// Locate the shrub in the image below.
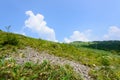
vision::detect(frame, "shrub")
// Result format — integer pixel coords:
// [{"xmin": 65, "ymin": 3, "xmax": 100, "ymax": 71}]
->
[
  {"xmin": 2, "ymin": 33, "xmax": 19, "ymax": 46},
  {"xmin": 101, "ymin": 56, "xmax": 110, "ymax": 66},
  {"xmin": 2, "ymin": 26, "xmax": 19, "ymax": 46}
]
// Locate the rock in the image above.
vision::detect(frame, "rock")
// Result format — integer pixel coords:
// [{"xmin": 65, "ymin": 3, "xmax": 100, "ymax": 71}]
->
[{"xmin": 14, "ymin": 47, "xmax": 91, "ymax": 80}]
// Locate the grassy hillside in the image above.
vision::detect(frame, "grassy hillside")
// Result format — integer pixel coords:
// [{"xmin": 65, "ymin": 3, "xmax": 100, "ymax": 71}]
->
[
  {"xmin": 71, "ymin": 41, "xmax": 120, "ymax": 54},
  {"xmin": 0, "ymin": 30, "xmax": 120, "ymax": 80}
]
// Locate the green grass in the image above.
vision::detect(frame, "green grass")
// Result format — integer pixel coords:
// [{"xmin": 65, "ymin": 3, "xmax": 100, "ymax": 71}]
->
[
  {"xmin": 0, "ymin": 58, "xmax": 82, "ymax": 80},
  {"xmin": 0, "ymin": 30, "xmax": 120, "ymax": 80},
  {"xmin": 71, "ymin": 41, "xmax": 120, "ymax": 55}
]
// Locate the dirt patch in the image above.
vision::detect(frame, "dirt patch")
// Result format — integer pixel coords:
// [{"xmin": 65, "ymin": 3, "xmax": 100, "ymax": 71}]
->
[{"xmin": 13, "ymin": 47, "xmax": 91, "ymax": 80}]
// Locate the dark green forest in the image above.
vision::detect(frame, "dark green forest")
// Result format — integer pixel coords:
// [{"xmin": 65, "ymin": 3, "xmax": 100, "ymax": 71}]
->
[{"xmin": 70, "ymin": 41, "xmax": 120, "ymax": 55}]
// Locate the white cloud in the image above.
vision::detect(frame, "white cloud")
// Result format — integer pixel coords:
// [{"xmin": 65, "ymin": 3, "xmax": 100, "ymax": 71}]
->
[
  {"xmin": 103, "ymin": 26, "xmax": 120, "ymax": 40},
  {"xmin": 18, "ymin": 32, "xmax": 26, "ymax": 36},
  {"xmin": 64, "ymin": 30, "xmax": 91, "ymax": 43},
  {"xmin": 25, "ymin": 10, "xmax": 57, "ymax": 42},
  {"xmin": 14, "ymin": 31, "xmax": 26, "ymax": 36}
]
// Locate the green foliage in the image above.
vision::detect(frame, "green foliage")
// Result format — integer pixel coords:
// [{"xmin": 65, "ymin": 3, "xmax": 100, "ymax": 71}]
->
[
  {"xmin": 0, "ymin": 29, "xmax": 2, "ymax": 31},
  {"xmin": 1, "ymin": 26, "xmax": 19, "ymax": 46},
  {"xmin": 89, "ymin": 66, "xmax": 120, "ymax": 80},
  {"xmin": 101, "ymin": 56, "xmax": 110, "ymax": 66},
  {"xmin": 71, "ymin": 41, "xmax": 120, "ymax": 55},
  {"xmin": 2, "ymin": 33, "xmax": 19, "ymax": 46},
  {"xmin": 0, "ymin": 30, "xmax": 120, "ymax": 80},
  {"xmin": 0, "ymin": 59, "xmax": 82, "ymax": 80}
]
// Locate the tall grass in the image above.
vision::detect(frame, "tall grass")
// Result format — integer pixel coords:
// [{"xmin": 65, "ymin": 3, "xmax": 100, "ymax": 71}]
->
[{"xmin": 0, "ymin": 58, "xmax": 82, "ymax": 80}]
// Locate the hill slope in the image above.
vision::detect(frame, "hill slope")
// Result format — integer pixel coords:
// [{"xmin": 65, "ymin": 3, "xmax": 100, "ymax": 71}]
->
[
  {"xmin": 0, "ymin": 30, "xmax": 120, "ymax": 80},
  {"xmin": 71, "ymin": 41, "xmax": 120, "ymax": 54}
]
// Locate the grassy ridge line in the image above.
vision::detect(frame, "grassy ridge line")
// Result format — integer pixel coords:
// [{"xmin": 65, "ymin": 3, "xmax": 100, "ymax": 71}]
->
[{"xmin": 0, "ymin": 30, "xmax": 120, "ymax": 66}]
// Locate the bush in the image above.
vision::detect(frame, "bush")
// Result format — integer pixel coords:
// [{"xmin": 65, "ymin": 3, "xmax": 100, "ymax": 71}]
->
[
  {"xmin": 2, "ymin": 33, "xmax": 19, "ymax": 46},
  {"xmin": 101, "ymin": 56, "xmax": 110, "ymax": 66},
  {"xmin": 1, "ymin": 26, "xmax": 19, "ymax": 46}
]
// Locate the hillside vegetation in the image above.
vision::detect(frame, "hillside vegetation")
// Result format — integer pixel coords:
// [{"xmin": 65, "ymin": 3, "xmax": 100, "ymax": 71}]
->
[
  {"xmin": 0, "ymin": 30, "xmax": 120, "ymax": 80},
  {"xmin": 71, "ymin": 41, "xmax": 120, "ymax": 55}
]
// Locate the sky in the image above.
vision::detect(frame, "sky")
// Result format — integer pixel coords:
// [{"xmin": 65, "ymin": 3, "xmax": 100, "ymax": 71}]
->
[{"xmin": 0, "ymin": 0, "xmax": 120, "ymax": 42}]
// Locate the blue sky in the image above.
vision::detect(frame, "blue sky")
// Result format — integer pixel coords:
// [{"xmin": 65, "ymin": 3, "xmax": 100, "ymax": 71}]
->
[{"xmin": 0, "ymin": 0, "xmax": 120, "ymax": 42}]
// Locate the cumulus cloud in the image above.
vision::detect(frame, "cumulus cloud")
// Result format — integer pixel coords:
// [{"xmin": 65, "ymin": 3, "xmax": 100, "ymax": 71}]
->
[
  {"xmin": 103, "ymin": 26, "xmax": 120, "ymax": 40},
  {"xmin": 25, "ymin": 10, "xmax": 57, "ymax": 42},
  {"xmin": 64, "ymin": 30, "xmax": 91, "ymax": 43}
]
